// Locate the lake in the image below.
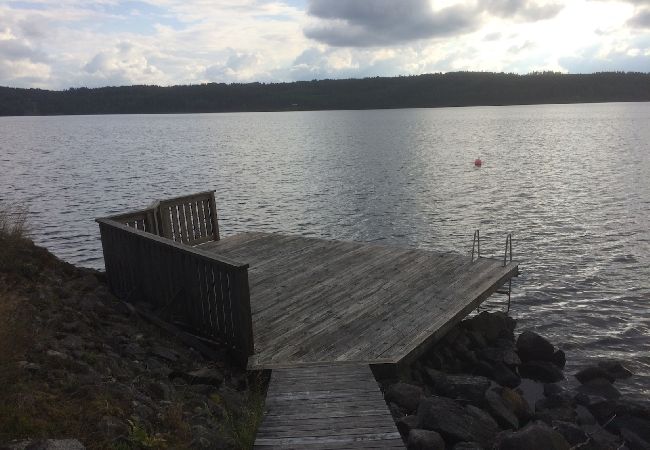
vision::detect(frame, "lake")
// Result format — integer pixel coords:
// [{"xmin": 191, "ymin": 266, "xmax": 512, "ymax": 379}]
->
[{"xmin": 2, "ymin": 102, "xmax": 649, "ymax": 397}]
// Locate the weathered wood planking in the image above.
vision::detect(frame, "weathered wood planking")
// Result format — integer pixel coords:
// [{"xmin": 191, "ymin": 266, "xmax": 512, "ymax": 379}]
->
[
  {"xmin": 254, "ymin": 365, "xmax": 403, "ymax": 449},
  {"xmin": 201, "ymin": 232, "xmax": 518, "ymax": 370}
]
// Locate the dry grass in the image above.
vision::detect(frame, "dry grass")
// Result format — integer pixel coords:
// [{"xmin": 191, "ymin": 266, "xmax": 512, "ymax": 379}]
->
[{"xmin": 0, "ymin": 201, "xmax": 30, "ymax": 273}]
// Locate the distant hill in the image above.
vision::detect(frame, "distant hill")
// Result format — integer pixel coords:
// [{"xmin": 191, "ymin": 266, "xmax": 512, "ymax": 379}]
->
[{"xmin": 1, "ymin": 71, "xmax": 649, "ymax": 116}]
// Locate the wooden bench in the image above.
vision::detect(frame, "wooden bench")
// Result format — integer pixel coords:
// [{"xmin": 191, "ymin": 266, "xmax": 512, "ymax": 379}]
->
[{"xmin": 110, "ymin": 190, "xmax": 219, "ymax": 246}]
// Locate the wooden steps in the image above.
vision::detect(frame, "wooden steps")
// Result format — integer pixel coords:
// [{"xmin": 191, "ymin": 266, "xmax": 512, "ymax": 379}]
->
[{"xmin": 254, "ymin": 365, "xmax": 403, "ymax": 449}]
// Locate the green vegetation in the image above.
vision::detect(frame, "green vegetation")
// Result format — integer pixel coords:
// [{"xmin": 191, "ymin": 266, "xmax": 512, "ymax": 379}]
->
[
  {"xmin": 0, "ymin": 201, "xmax": 29, "ymax": 272},
  {"xmin": 1, "ymin": 71, "xmax": 649, "ymax": 116}
]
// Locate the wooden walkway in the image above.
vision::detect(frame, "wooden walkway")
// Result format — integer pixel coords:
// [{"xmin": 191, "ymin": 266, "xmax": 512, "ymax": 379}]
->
[
  {"xmin": 254, "ymin": 365, "xmax": 403, "ymax": 449},
  {"xmin": 201, "ymin": 232, "xmax": 518, "ymax": 370}
]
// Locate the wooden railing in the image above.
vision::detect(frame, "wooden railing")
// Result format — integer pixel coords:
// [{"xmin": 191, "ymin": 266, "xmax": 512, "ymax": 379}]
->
[
  {"xmin": 157, "ymin": 191, "xmax": 220, "ymax": 245},
  {"xmin": 110, "ymin": 208, "xmax": 158, "ymax": 234},
  {"xmin": 96, "ymin": 216, "xmax": 253, "ymax": 364}
]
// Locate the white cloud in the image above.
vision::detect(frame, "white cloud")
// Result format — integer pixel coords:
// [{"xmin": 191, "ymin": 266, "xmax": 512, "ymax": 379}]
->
[{"xmin": 0, "ymin": 0, "xmax": 647, "ymax": 89}]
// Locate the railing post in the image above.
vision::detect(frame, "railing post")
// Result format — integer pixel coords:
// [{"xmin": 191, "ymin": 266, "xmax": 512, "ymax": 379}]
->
[{"xmin": 233, "ymin": 267, "xmax": 254, "ymax": 363}]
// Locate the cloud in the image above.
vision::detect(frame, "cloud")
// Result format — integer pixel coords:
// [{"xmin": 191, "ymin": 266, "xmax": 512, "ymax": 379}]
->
[
  {"xmin": 628, "ymin": 7, "xmax": 650, "ymax": 28},
  {"xmin": 304, "ymin": 0, "xmax": 480, "ymax": 47},
  {"xmin": 205, "ymin": 50, "xmax": 266, "ymax": 82},
  {"xmin": 559, "ymin": 45, "xmax": 650, "ymax": 73},
  {"xmin": 482, "ymin": 0, "xmax": 564, "ymax": 21}
]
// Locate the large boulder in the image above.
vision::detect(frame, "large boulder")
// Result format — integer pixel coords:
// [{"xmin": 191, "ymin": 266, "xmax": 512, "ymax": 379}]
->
[
  {"xmin": 516, "ymin": 331, "xmax": 555, "ymax": 363},
  {"xmin": 598, "ymin": 360, "xmax": 633, "ymax": 380},
  {"xmin": 576, "ymin": 378, "xmax": 621, "ymax": 401},
  {"xmin": 386, "ymin": 383, "xmax": 424, "ymax": 413},
  {"xmin": 434, "ymin": 374, "xmax": 492, "ymax": 405},
  {"xmin": 552, "ymin": 421, "xmax": 589, "ymax": 447},
  {"xmin": 495, "ymin": 421, "xmax": 571, "ymax": 450},
  {"xmin": 465, "ymin": 312, "xmax": 516, "ymax": 343},
  {"xmin": 407, "ymin": 429, "xmax": 445, "ymax": 450},
  {"xmin": 479, "ymin": 347, "xmax": 521, "ymax": 367},
  {"xmin": 519, "ymin": 361, "xmax": 564, "ymax": 383},
  {"xmin": 397, "ymin": 415, "xmax": 420, "ymax": 437},
  {"xmin": 575, "ymin": 366, "xmax": 616, "ymax": 384},
  {"xmin": 485, "ymin": 388, "xmax": 519, "ymax": 429},
  {"xmin": 500, "ymin": 387, "xmax": 533, "ymax": 423},
  {"xmin": 417, "ymin": 395, "xmax": 499, "ymax": 447}
]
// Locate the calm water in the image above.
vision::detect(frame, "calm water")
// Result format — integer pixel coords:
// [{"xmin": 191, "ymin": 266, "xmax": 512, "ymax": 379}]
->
[{"xmin": 2, "ymin": 103, "xmax": 649, "ymax": 397}]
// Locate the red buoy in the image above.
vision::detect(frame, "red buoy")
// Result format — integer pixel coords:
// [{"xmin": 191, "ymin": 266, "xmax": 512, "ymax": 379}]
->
[{"xmin": 474, "ymin": 158, "xmax": 482, "ymax": 167}]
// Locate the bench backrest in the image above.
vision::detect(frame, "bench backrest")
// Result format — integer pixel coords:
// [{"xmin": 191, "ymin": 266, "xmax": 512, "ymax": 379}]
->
[
  {"xmin": 156, "ymin": 191, "xmax": 219, "ymax": 245},
  {"xmin": 110, "ymin": 208, "xmax": 158, "ymax": 234}
]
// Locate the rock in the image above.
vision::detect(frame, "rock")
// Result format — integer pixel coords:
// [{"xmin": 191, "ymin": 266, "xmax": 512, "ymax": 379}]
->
[
  {"xmin": 150, "ymin": 345, "xmax": 180, "ymax": 362},
  {"xmin": 186, "ymin": 367, "xmax": 224, "ymax": 386},
  {"xmin": 552, "ymin": 421, "xmax": 589, "ymax": 447},
  {"xmin": 495, "ymin": 421, "xmax": 570, "ymax": 450},
  {"xmin": 485, "ymin": 388, "xmax": 519, "ymax": 429},
  {"xmin": 417, "ymin": 395, "xmax": 499, "ymax": 447},
  {"xmin": 434, "ymin": 374, "xmax": 491, "ymax": 404},
  {"xmin": 407, "ymin": 429, "xmax": 445, "ymax": 450},
  {"xmin": 577, "ymin": 396, "xmax": 616, "ymax": 425},
  {"xmin": 479, "ymin": 347, "xmax": 521, "ymax": 367},
  {"xmin": 99, "ymin": 415, "xmax": 129, "ymax": 439},
  {"xmin": 424, "ymin": 368, "xmax": 448, "ymax": 387},
  {"xmin": 59, "ymin": 334, "xmax": 84, "ymax": 350},
  {"xmin": 453, "ymin": 443, "xmax": 483, "ymax": 450},
  {"xmin": 17, "ymin": 361, "xmax": 41, "ymax": 372},
  {"xmin": 465, "ymin": 311, "xmax": 516, "ymax": 343},
  {"xmin": 6, "ymin": 439, "xmax": 86, "ymax": 450},
  {"xmin": 519, "ymin": 361, "xmax": 564, "ymax": 383},
  {"xmin": 551, "ymin": 350, "xmax": 566, "ymax": 369},
  {"xmin": 491, "ymin": 362, "xmax": 521, "ymax": 388},
  {"xmin": 501, "ymin": 387, "xmax": 533, "ymax": 423},
  {"xmin": 608, "ymin": 414, "xmax": 650, "ymax": 446},
  {"xmin": 575, "ymin": 366, "xmax": 616, "ymax": 384},
  {"xmin": 597, "ymin": 360, "xmax": 633, "ymax": 380},
  {"xmin": 46, "ymin": 349, "xmax": 68, "ymax": 359},
  {"xmin": 467, "ymin": 330, "xmax": 488, "ymax": 349},
  {"xmin": 620, "ymin": 427, "xmax": 650, "ymax": 450},
  {"xmin": 397, "ymin": 415, "xmax": 420, "ymax": 437},
  {"xmin": 535, "ymin": 393, "xmax": 576, "ymax": 424},
  {"xmin": 576, "ymin": 378, "xmax": 621, "ymax": 401},
  {"xmin": 584, "ymin": 423, "xmax": 624, "ymax": 450},
  {"xmin": 543, "ymin": 383, "xmax": 564, "ymax": 397},
  {"xmin": 147, "ymin": 381, "xmax": 174, "ymax": 401},
  {"xmin": 516, "ymin": 331, "xmax": 555, "ymax": 363},
  {"xmin": 386, "ymin": 383, "xmax": 424, "ymax": 413}
]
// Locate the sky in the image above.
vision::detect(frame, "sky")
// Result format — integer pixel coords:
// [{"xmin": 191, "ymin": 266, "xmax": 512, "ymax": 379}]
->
[{"xmin": 0, "ymin": 0, "xmax": 648, "ymax": 89}]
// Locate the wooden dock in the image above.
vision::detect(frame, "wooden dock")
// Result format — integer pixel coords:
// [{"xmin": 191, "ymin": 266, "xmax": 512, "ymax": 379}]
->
[
  {"xmin": 200, "ymin": 232, "xmax": 518, "ymax": 370},
  {"xmin": 254, "ymin": 364, "xmax": 403, "ymax": 449},
  {"xmin": 97, "ymin": 193, "xmax": 519, "ymax": 450}
]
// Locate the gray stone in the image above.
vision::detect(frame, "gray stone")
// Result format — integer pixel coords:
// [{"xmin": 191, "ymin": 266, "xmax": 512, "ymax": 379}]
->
[
  {"xmin": 6, "ymin": 439, "xmax": 86, "ymax": 450},
  {"xmin": 480, "ymin": 347, "xmax": 521, "ymax": 367},
  {"xmin": 552, "ymin": 421, "xmax": 589, "ymax": 447},
  {"xmin": 551, "ymin": 350, "xmax": 566, "ymax": 369},
  {"xmin": 577, "ymin": 377, "xmax": 621, "ymax": 401},
  {"xmin": 150, "ymin": 345, "xmax": 180, "ymax": 362},
  {"xmin": 485, "ymin": 388, "xmax": 519, "ymax": 430},
  {"xmin": 519, "ymin": 360, "xmax": 564, "ymax": 383},
  {"xmin": 575, "ymin": 366, "xmax": 616, "ymax": 384},
  {"xmin": 598, "ymin": 360, "xmax": 633, "ymax": 380},
  {"xmin": 46, "ymin": 350, "xmax": 68, "ymax": 359},
  {"xmin": 620, "ymin": 427, "xmax": 650, "ymax": 450},
  {"xmin": 495, "ymin": 421, "xmax": 570, "ymax": 450},
  {"xmin": 185, "ymin": 367, "xmax": 224, "ymax": 386},
  {"xmin": 453, "ymin": 442, "xmax": 484, "ymax": 450},
  {"xmin": 397, "ymin": 415, "xmax": 420, "ymax": 437},
  {"xmin": 407, "ymin": 429, "xmax": 445, "ymax": 450},
  {"xmin": 147, "ymin": 381, "xmax": 174, "ymax": 401},
  {"xmin": 99, "ymin": 415, "xmax": 129, "ymax": 439},
  {"xmin": 500, "ymin": 387, "xmax": 533, "ymax": 423},
  {"xmin": 466, "ymin": 311, "xmax": 516, "ymax": 343},
  {"xmin": 609, "ymin": 414, "xmax": 650, "ymax": 446},
  {"xmin": 386, "ymin": 383, "xmax": 424, "ymax": 413},
  {"xmin": 491, "ymin": 362, "xmax": 521, "ymax": 388},
  {"xmin": 417, "ymin": 396, "xmax": 499, "ymax": 447},
  {"xmin": 516, "ymin": 331, "xmax": 555, "ymax": 363},
  {"xmin": 435, "ymin": 374, "xmax": 491, "ymax": 404}
]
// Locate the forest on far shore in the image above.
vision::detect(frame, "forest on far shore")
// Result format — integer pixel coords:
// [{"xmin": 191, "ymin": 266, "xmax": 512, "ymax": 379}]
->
[{"xmin": 1, "ymin": 71, "xmax": 649, "ymax": 116}]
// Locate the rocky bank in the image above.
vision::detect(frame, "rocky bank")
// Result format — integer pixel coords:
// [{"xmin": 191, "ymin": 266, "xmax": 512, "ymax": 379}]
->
[
  {"xmin": 0, "ymin": 238, "xmax": 265, "ymax": 449},
  {"xmin": 380, "ymin": 310, "xmax": 649, "ymax": 449}
]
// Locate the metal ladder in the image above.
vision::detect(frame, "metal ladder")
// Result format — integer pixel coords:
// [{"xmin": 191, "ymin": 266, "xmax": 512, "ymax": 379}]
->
[{"xmin": 472, "ymin": 230, "xmax": 514, "ymax": 313}]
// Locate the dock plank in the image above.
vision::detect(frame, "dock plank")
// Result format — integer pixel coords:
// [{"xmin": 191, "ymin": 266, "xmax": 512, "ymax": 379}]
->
[
  {"xmin": 204, "ymin": 232, "xmax": 518, "ymax": 369},
  {"xmin": 254, "ymin": 365, "xmax": 403, "ymax": 449}
]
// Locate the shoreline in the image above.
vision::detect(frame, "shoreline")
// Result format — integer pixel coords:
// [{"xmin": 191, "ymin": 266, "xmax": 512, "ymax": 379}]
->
[{"xmin": 1, "ymin": 238, "xmax": 648, "ymax": 449}]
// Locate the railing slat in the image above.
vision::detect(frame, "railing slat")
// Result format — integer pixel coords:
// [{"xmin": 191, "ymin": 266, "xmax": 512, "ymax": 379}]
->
[{"xmin": 96, "ymin": 217, "xmax": 253, "ymax": 365}]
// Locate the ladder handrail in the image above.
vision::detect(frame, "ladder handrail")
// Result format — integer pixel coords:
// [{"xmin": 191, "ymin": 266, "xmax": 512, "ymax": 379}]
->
[
  {"xmin": 471, "ymin": 229, "xmax": 480, "ymax": 262},
  {"xmin": 503, "ymin": 233, "xmax": 513, "ymax": 267}
]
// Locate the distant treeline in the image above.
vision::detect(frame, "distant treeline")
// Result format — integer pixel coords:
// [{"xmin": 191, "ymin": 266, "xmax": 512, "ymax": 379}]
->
[{"xmin": 1, "ymin": 71, "xmax": 649, "ymax": 116}]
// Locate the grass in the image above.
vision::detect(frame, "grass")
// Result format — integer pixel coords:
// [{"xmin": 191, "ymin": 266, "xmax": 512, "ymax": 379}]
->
[
  {"xmin": 0, "ymin": 201, "xmax": 35, "ymax": 275},
  {"xmin": 219, "ymin": 372, "xmax": 268, "ymax": 450}
]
